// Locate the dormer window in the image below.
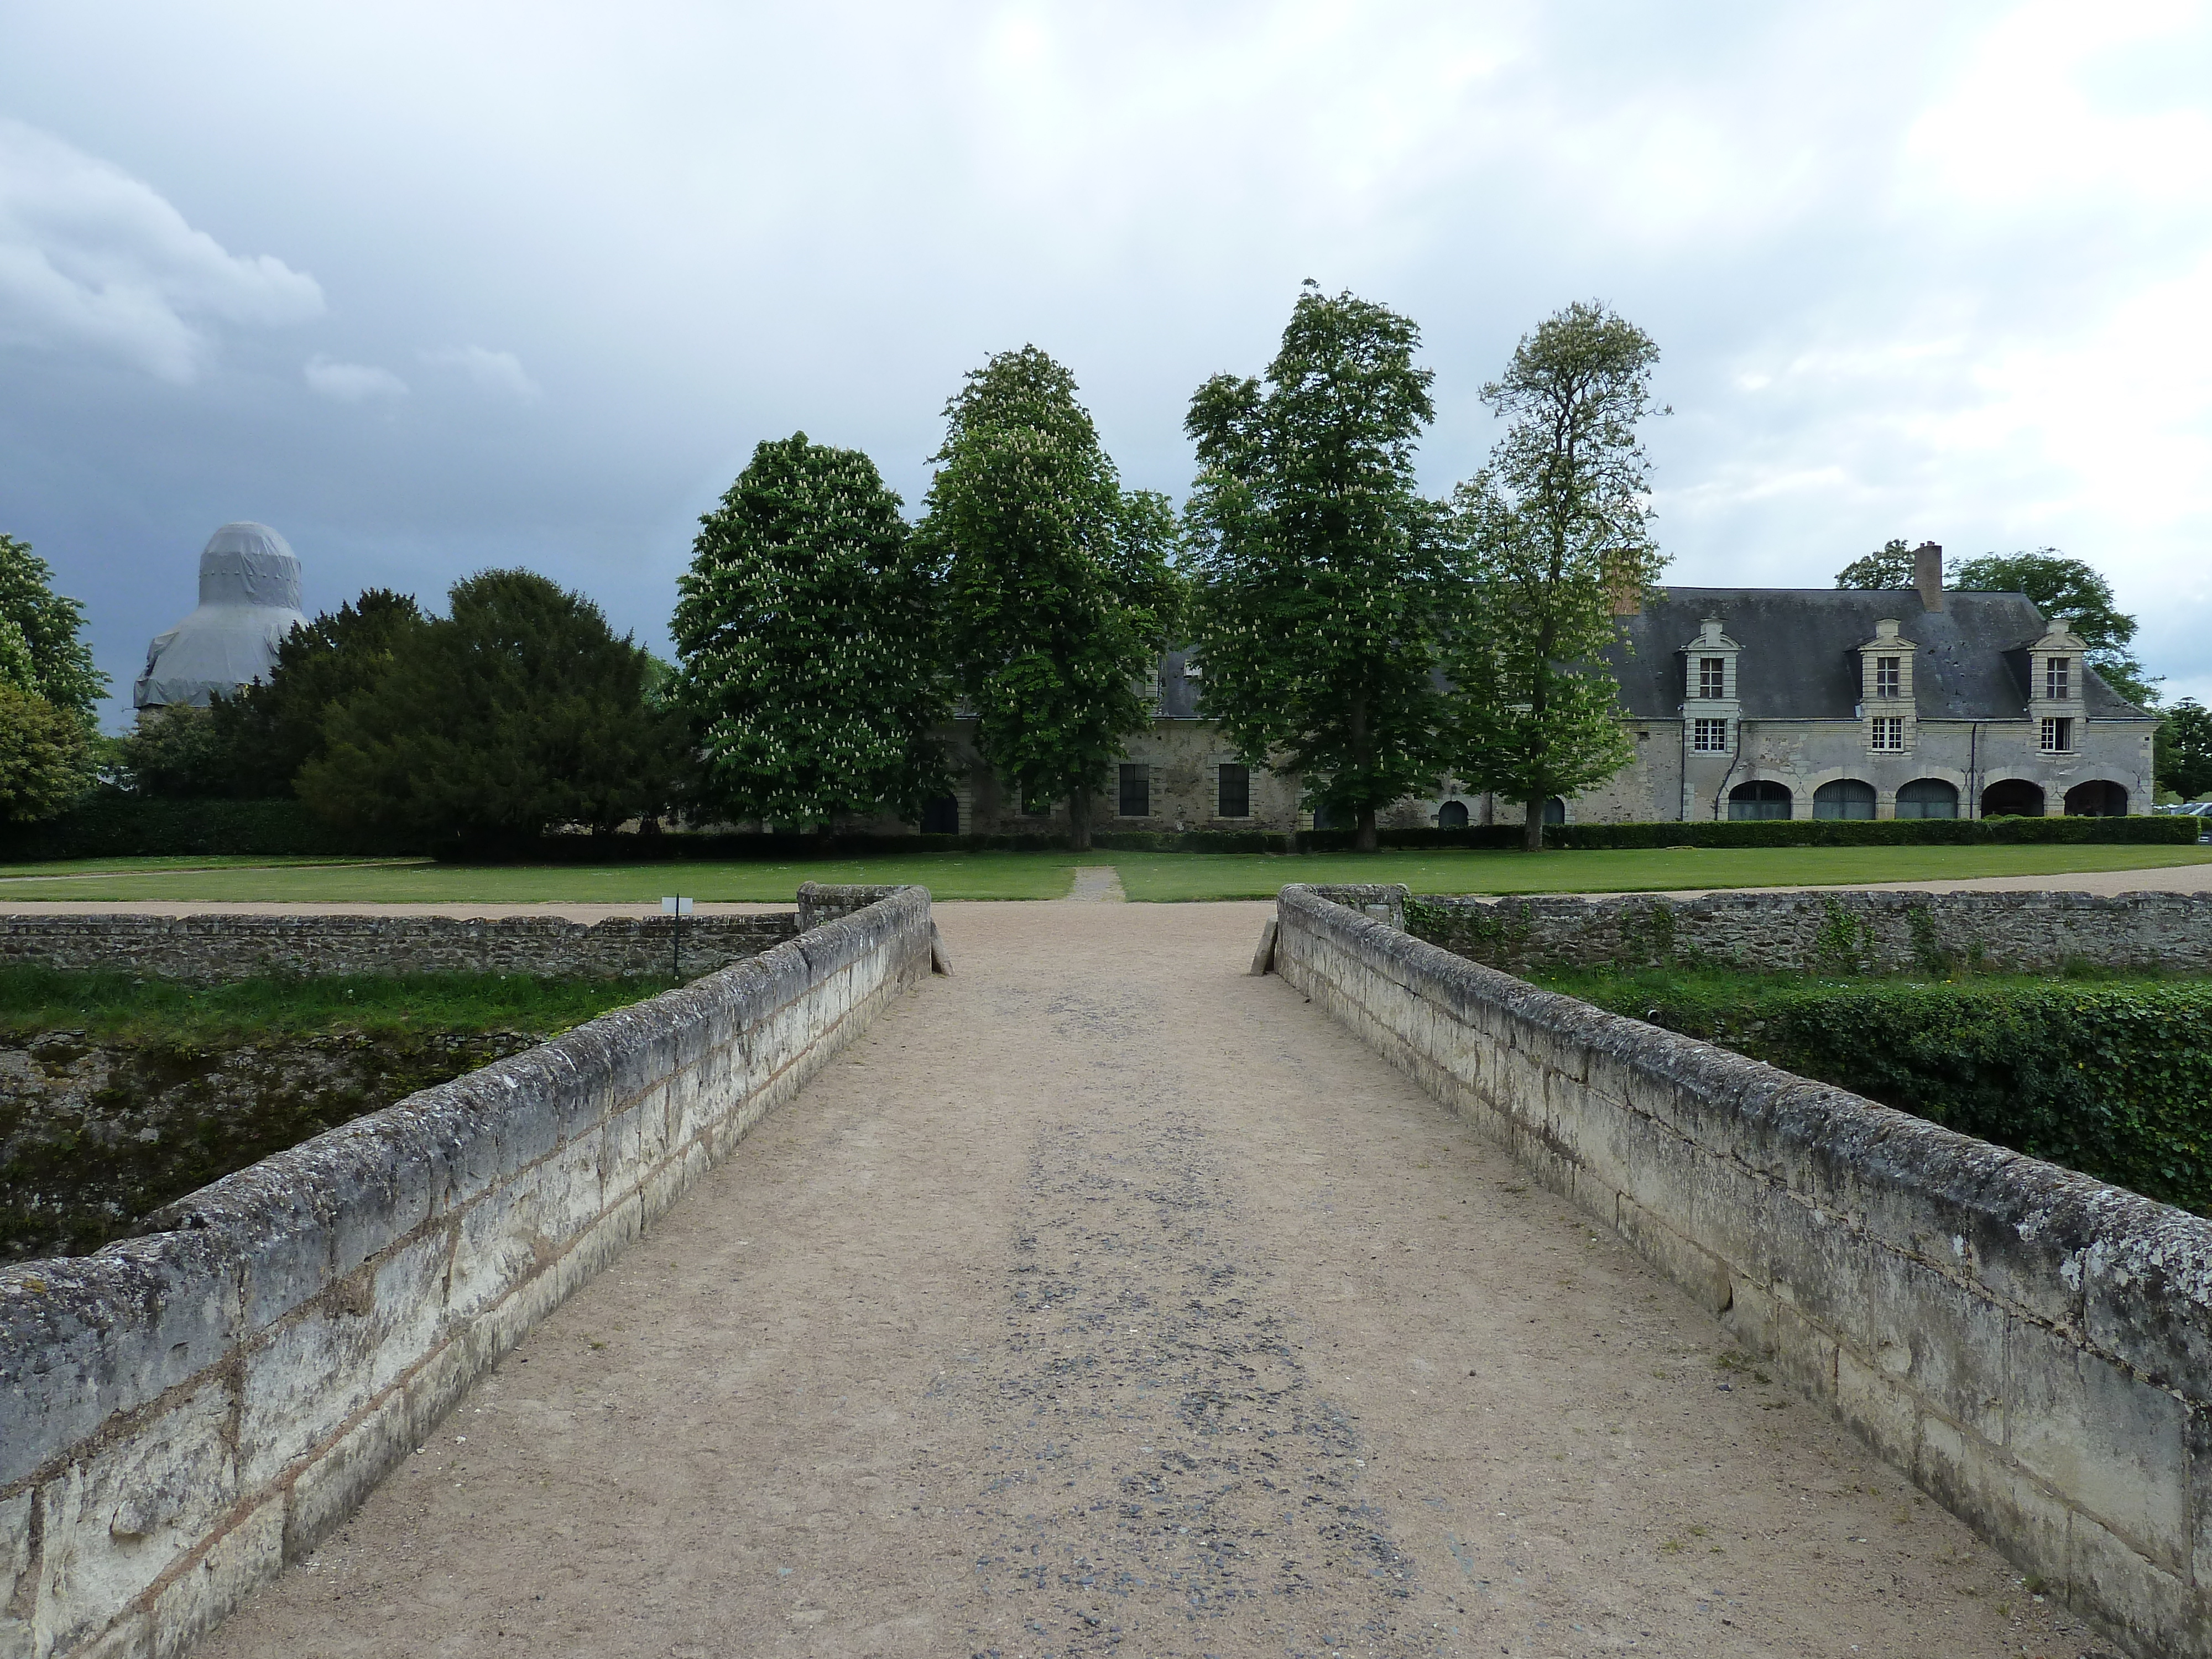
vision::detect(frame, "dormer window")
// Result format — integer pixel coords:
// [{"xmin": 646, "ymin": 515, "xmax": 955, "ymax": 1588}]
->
[
  {"xmin": 1698, "ymin": 657, "xmax": 1725, "ymax": 698},
  {"xmin": 1875, "ymin": 657, "xmax": 1901, "ymax": 699},
  {"xmin": 2045, "ymin": 656, "xmax": 2070, "ymax": 700}
]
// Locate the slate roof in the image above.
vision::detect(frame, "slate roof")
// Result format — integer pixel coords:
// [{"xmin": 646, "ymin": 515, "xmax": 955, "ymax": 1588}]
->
[{"xmin": 1598, "ymin": 587, "xmax": 2154, "ymax": 723}]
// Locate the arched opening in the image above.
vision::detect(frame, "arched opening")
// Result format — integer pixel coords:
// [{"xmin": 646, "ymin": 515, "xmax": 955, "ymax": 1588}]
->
[
  {"xmin": 1542, "ymin": 797, "xmax": 1567, "ymax": 826},
  {"xmin": 920, "ymin": 795, "xmax": 961, "ymax": 834},
  {"xmin": 1812, "ymin": 779, "xmax": 1876, "ymax": 821},
  {"xmin": 1727, "ymin": 780, "xmax": 1792, "ymax": 821},
  {"xmin": 1437, "ymin": 800, "xmax": 1470, "ymax": 829},
  {"xmin": 2064, "ymin": 780, "xmax": 2128, "ymax": 817},
  {"xmin": 1895, "ymin": 778, "xmax": 1960, "ymax": 820},
  {"xmin": 1980, "ymin": 779, "xmax": 2045, "ymax": 818}
]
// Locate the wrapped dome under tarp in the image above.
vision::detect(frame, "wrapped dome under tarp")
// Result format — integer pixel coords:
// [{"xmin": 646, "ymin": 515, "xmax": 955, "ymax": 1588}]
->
[{"xmin": 134, "ymin": 522, "xmax": 311, "ymax": 709}]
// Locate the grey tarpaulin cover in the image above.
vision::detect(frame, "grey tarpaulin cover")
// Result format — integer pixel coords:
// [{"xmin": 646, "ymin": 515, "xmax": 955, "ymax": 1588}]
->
[{"xmin": 133, "ymin": 523, "xmax": 311, "ymax": 709}]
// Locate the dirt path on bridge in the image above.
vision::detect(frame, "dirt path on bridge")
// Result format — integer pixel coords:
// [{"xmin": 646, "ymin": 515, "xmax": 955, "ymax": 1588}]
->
[{"xmin": 197, "ymin": 902, "xmax": 2101, "ymax": 1659}]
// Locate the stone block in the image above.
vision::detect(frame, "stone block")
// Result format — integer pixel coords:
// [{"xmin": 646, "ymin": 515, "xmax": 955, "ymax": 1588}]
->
[{"xmin": 149, "ymin": 1498, "xmax": 284, "ymax": 1659}]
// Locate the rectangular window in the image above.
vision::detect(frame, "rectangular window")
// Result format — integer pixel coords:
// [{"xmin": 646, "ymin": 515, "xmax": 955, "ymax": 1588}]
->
[
  {"xmin": 1870, "ymin": 716, "xmax": 1905, "ymax": 752},
  {"xmin": 1875, "ymin": 656, "xmax": 1901, "ymax": 700},
  {"xmin": 2046, "ymin": 656, "xmax": 2070, "ymax": 700},
  {"xmin": 1216, "ymin": 763, "xmax": 1250, "ymax": 818},
  {"xmin": 1698, "ymin": 656, "xmax": 1725, "ymax": 699},
  {"xmin": 2041, "ymin": 716, "xmax": 2073, "ymax": 753},
  {"xmin": 1692, "ymin": 717, "xmax": 1728, "ymax": 753},
  {"xmin": 1118, "ymin": 763, "xmax": 1150, "ymax": 817}
]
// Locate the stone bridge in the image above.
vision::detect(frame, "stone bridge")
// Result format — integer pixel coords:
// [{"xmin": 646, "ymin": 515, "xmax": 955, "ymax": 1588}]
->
[{"xmin": 8, "ymin": 885, "xmax": 2205, "ymax": 1657}]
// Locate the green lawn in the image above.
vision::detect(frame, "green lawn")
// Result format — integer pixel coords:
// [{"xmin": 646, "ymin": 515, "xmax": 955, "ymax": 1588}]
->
[
  {"xmin": 0, "ymin": 964, "xmax": 678, "ymax": 1043},
  {"xmin": 0, "ymin": 842, "xmax": 2207, "ymax": 903},
  {"xmin": 1105, "ymin": 843, "xmax": 2212, "ymax": 901},
  {"xmin": 0, "ymin": 852, "xmax": 1081, "ymax": 903}
]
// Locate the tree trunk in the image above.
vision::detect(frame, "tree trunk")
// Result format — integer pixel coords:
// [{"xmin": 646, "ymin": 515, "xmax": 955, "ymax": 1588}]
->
[
  {"xmin": 1522, "ymin": 796, "xmax": 1545, "ymax": 853},
  {"xmin": 1348, "ymin": 688, "xmax": 1378, "ymax": 853},
  {"xmin": 1068, "ymin": 785, "xmax": 1092, "ymax": 852}
]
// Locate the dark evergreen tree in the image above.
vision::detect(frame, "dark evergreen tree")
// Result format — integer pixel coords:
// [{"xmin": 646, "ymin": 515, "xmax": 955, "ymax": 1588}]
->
[{"xmin": 299, "ymin": 570, "xmax": 685, "ymax": 847}]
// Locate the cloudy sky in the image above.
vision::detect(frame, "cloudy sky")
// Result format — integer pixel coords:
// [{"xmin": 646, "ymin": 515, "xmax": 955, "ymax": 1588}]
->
[{"xmin": 3, "ymin": 1, "xmax": 2209, "ymax": 726}]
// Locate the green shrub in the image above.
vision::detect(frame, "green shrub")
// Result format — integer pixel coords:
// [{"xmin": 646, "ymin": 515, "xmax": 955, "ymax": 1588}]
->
[{"xmin": 1538, "ymin": 970, "xmax": 2212, "ymax": 1215}]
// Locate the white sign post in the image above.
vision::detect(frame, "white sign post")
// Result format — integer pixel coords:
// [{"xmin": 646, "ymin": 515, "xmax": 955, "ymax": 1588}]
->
[{"xmin": 661, "ymin": 895, "xmax": 693, "ymax": 979}]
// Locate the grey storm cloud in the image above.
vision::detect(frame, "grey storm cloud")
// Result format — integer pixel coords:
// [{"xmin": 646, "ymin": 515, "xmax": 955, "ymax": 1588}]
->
[{"xmin": 0, "ymin": 1, "xmax": 2207, "ymax": 728}]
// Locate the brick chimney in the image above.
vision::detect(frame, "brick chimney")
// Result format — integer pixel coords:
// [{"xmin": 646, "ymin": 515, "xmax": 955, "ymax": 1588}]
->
[
  {"xmin": 1914, "ymin": 541, "xmax": 1944, "ymax": 613},
  {"xmin": 1609, "ymin": 565, "xmax": 1642, "ymax": 617}
]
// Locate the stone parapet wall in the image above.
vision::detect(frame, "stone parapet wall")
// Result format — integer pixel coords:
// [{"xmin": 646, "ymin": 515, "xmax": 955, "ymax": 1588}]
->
[
  {"xmin": 0, "ymin": 911, "xmax": 799, "ymax": 982},
  {"xmin": 1409, "ymin": 887, "xmax": 2212, "ymax": 977},
  {"xmin": 1274, "ymin": 883, "xmax": 2212, "ymax": 1658},
  {"xmin": 0, "ymin": 887, "xmax": 933, "ymax": 1659}
]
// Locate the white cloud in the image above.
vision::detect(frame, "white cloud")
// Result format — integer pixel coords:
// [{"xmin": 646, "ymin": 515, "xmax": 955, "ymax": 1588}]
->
[
  {"xmin": 0, "ymin": 117, "xmax": 322, "ymax": 381},
  {"xmin": 421, "ymin": 343, "xmax": 540, "ymax": 400},
  {"xmin": 304, "ymin": 354, "xmax": 407, "ymax": 402}
]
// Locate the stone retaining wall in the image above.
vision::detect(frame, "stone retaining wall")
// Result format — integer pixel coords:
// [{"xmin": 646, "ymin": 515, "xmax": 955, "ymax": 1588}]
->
[
  {"xmin": 0, "ymin": 911, "xmax": 799, "ymax": 982},
  {"xmin": 1274, "ymin": 883, "xmax": 2212, "ymax": 1658},
  {"xmin": 0, "ymin": 886, "xmax": 933, "ymax": 1659},
  {"xmin": 1410, "ymin": 887, "xmax": 2212, "ymax": 977}
]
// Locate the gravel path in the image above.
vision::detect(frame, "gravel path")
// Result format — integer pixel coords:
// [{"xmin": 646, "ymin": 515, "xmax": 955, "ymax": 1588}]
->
[{"xmin": 197, "ymin": 902, "xmax": 2099, "ymax": 1658}]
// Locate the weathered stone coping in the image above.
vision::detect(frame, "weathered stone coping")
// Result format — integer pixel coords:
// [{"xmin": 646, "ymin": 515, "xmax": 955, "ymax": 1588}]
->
[
  {"xmin": 1408, "ymin": 886, "xmax": 2212, "ymax": 977},
  {"xmin": 0, "ymin": 886, "xmax": 933, "ymax": 1659},
  {"xmin": 1273, "ymin": 883, "xmax": 2212, "ymax": 1659}
]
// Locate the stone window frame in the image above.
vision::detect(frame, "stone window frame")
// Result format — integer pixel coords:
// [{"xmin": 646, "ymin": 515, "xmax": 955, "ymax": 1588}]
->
[
  {"xmin": 1697, "ymin": 656, "xmax": 1726, "ymax": 699},
  {"xmin": 1691, "ymin": 717, "xmax": 1729, "ymax": 753},
  {"xmin": 2045, "ymin": 656, "xmax": 2072, "ymax": 701},
  {"xmin": 1214, "ymin": 761, "xmax": 1251, "ymax": 820},
  {"xmin": 1869, "ymin": 716, "xmax": 1905, "ymax": 753},
  {"xmin": 1875, "ymin": 656, "xmax": 1901, "ymax": 700},
  {"xmin": 2039, "ymin": 716, "xmax": 2074, "ymax": 754},
  {"xmin": 1117, "ymin": 762, "xmax": 1154, "ymax": 818}
]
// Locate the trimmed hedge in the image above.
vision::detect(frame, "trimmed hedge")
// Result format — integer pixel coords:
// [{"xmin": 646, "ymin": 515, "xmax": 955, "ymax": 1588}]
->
[
  {"xmin": 0, "ymin": 791, "xmax": 418, "ymax": 862},
  {"xmin": 1546, "ymin": 972, "xmax": 2212, "ymax": 1216}
]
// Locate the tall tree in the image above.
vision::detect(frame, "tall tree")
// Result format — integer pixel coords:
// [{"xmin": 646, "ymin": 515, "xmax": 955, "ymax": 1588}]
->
[
  {"xmin": 1950, "ymin": 549, "xmax": 2157, "ymax": 709},
  {"xmin": 2156, "ymin": 697, "xmax": 2212, "ymax": 800},
  {"xmin": 1443, "ymin": 301, "xmax": 1667, "ymax": 851},
  {"xmin": 1183, "ymin": 284, "xmax": 1447, "ymax": 851},
  {"xmin": 1832, "ymin": 538, "xmax": 1918, "ymax": 591},
  {"xmin": 0, "ymin": 533, "xmax": 105, "ymax": 822},
  {"xmin": 300, "ymin": 570, "xmax": 686, "ymax": 848},
  {"xmin": 0, "ymin": 533, "xmax": 106, "ymax": 720},
  {"xmin": 672, "ymin": 433, "xmax": 949, "ymax": 829},
  {"xmin": 919, "ymin": 346, "xmax": 1181, "ymax": 851},
  {"xmin": 0, "ymin": 682, "xmax": 96, "ymax": 823}
]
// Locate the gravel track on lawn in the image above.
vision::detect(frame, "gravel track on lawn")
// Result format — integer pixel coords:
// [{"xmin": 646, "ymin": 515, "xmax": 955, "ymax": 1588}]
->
[{"xmin": 195, "ymin": 901, "xmax": 2100, "ymax": 1658}]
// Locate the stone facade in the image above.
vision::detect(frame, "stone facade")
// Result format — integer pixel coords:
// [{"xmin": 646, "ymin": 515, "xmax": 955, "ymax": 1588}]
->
[
  {"xmin": 1273, "ymin": 883, "xmax": 2212, "ymax": 1658},
  {"xmin": 865, "ymin": 573, "xmax": 2160, "ymax": 836}
]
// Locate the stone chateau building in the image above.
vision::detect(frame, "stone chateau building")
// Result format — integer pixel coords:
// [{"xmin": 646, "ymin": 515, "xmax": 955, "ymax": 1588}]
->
[{"xmin": 926, "ymin": 544, "xmax": 2157, "ymax": 835}]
